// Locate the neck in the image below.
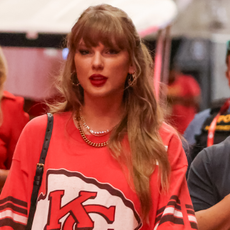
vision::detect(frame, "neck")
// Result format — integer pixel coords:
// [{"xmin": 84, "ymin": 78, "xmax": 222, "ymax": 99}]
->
[{"xmin": 80, "ymin": 94, "xmax": 125, "ymax": 132}]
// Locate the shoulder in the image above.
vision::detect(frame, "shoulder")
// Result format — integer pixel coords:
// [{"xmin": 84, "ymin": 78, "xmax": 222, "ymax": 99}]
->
[
  {"xmin": 159, "ymin": 122, "xmax": 179, "ymax": 144},
  {"xmin": 11, "ymin": 114, "xmax": 49, "ymax": 164},
  {"xmin": 2, "ymin": 90, "xmax": 16, "ymax": 99},
  {"xmin": 1, "ymin": 91, "xmax": 29, "ymax": 122},
  {"xmin": 159, "ymin": 122, "xmax": 188, "ymax": 169},
  {"xmin": 209, "ymin": 135, "xmax": 230, "ymax": 151},
  {"xmin": 194, "ymin": 108, "xmax": 211, "ymax": 120},
  {"xmin": 2, "ymin": 91, "xmax": 25, "ymax": 108},
  {"xmin": 21, "ymin": 114, "xmax": 48, "ymax": 137},
  {"xmin": 2, "ymin": 90, "xmax": 23, "ymax": 102},
  {"xmin": 23, "ymin": 111, "xmax": 72, "ymax": 135},
  {"xmin": 184, "ymin": 108, "xmax": 211, "ymax": 143},
  {"xmin": 197, "ymin": 136, "xmax": 230, "ymax": 163},
  {"xmin": 190, "ymin": 136, "xmax": 230, "ymax": 178}
]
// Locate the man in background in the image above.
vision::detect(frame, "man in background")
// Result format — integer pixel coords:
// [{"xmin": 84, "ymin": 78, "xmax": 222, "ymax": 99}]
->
[
  {"xmin": 184, "ymin": 40, "xmax": 230, "ymax": 168},
  {"xmin": 187, "ymin": 40, "xmax": 230, "ymax": 230}
]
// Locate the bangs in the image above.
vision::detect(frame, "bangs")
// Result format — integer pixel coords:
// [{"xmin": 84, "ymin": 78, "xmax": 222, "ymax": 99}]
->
[{"xmin": 75, "ymin": 13, "xmax": 129, "ymax": 50}]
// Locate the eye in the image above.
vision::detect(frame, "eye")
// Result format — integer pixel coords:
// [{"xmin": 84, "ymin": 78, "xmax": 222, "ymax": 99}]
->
[
  {"xmin": 78, "ymin": 49, "xmax": 90, "ymax": 55},
  {"xmin": 105, "ymin": 49, "xmax": 119, "ymax": 55}
]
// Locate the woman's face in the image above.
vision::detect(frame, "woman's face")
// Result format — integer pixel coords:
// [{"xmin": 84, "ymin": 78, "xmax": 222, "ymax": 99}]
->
[{"xmin": 74, "ymin": 40, "xmax": 134, "ymax": 100}]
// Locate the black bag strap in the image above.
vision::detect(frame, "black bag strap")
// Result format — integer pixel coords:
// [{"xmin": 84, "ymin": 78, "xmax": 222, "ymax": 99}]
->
[{"xmin": 25, "ymin": 113, "xmax": 53, "ymax": 230}]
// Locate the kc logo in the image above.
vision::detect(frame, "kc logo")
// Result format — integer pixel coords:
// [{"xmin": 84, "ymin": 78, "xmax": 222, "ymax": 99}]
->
[
  {"xmin": 33, "ymin": 169, "xmax": 142, "ymax": 230},
  {"xmin": 45, "ymin": 190, "xmax": 115, "ymax": 229}
]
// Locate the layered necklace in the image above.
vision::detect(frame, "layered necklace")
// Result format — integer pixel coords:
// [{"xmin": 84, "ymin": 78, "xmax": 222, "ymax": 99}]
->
[
  {"xmin": 80, "ymin": 114, "xmax": 111, "ymax": 136},
  {"xmin": 75, "ymin": 109, "xmax": 113, "ymax": 148}
]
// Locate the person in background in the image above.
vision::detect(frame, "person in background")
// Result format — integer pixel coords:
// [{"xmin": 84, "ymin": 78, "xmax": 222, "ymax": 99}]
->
[
  {"xmin": 187, "ymin": 41, "xmax": 230, "ymax": 230},
  {"xmin": 167, "ymin": 65, "xmax": 201, "ymax": 134},
  {"xmin": 0, "ymin": 47, "xmax": 29, "ymax": 189},
  {"xmin": 184, "ymin": 40, "xmax": 230, "ymax": 169},
  {"xmin": 187, "ymin": 137, "xmax": 230, "ymax": 230},
  {"xmin": 0, "ymin": 4, "xmax": 196, "ymax": 229}
]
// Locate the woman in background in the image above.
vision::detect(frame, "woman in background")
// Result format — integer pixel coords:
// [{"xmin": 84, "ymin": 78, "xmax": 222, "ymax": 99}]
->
[
  {"xmin": 0, "ymin": 5, "xmax": 196, "ymax": 230},
  {"xmin": 0, "ymin": 47, "xmax": 29, "ymax": 189}
]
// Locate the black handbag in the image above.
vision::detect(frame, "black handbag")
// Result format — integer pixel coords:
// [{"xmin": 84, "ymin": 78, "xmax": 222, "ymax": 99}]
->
[{"xmin": 25, "ymin": 113, "xmax": 53, "ymax": 230}]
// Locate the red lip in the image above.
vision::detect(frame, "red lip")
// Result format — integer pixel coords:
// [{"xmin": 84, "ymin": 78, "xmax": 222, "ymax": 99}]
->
[{"xmin": 89, "ymin": 74, "xmax": 108, "ymax": 87}]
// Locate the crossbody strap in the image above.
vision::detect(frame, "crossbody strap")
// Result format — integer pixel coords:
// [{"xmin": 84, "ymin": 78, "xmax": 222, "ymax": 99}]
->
[{"xmin": 25, "ymin": 113, "xmax": 53, "ymax": 230}]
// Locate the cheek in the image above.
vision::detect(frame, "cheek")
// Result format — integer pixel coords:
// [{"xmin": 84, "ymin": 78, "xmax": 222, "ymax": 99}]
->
[
  {"xmin": 74, "ymin": 58, "xmax": 88, "ymax": 76},
  {"xmin": 112, "ymin": 58, "xmax": 131, "ymax": 73}
]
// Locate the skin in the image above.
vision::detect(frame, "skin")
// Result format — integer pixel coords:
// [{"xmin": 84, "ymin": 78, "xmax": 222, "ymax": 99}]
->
[
  {"xmin": 0, "ymin": 169, "xmax": 9, "ymax": 190},
  {"xmin": 195, "ymin": 54, "xmax": 230, "ymax": 230},
  {"xmin": 195, "ymin": 194, "xmax": 230, "ymax": 230},
  {"xmin": 74, "ymin": 41, "xmax": 134, "ymax": 132}
]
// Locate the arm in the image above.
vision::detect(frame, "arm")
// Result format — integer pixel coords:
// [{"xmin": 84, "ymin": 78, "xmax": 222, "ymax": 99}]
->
[
  {"xmin": 154, "ymin": 129, "xmax": 197, "ymax": 230},
  {"xmin": 6, "ymin": 96, "xmax": 29, "ymax": 169},
  {"xmin": 0, "ymin": 169, "xmax": 9, "ymax": 189},
  {"xmin": 187, "ymin": 148, "xmax": 218, "ymax": 211},
  {"xmin": 0, "ymin": 115, "xmax": 46, "ymax": 229},
  {"xmin": 188, "ymin": 141, "xmax": 230, "ymax": 230},
  {"xmin": 195, "ymin": 194, "xmax": 230, "ymax": 230},
  {"xmin": 0, "ymin": 160, "xmax": 29, "ymax": 229},
  {"xmin": 0, "ymin": 97, "xmax": 29, "ymax": 190}
]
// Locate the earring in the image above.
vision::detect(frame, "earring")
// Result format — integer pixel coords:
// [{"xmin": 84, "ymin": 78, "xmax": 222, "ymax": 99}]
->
[
  {"xmin": 71, "ymin": 71, "xmax": 80, "ymax": 87},
  {"xmin": 127, "ymin": 72, "xmax": 137, "ymax": 87}
]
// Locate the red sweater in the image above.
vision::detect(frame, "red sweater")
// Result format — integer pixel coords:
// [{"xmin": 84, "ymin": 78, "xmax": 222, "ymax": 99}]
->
[
  {"xmin": 0, "ymin": 91, "xmax": 29, "ymax": 169},
  {"xmin": 0, "ymin": 112, "xmax": 197, "ymax": 229}
]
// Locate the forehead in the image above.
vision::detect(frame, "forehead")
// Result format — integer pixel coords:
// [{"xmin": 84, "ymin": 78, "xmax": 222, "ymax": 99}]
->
[
  {"xmin": 77, "ymin": 38, "xmax": 125, "ymax": 49},
  {"xmin": 72, "ymin": 15, "xmax": 129, "ymax": 50}
]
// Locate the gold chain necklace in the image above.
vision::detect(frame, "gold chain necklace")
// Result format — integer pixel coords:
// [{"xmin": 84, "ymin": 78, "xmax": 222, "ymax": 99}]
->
[{"xmin": 76, "ymin": 116, "xmax": 108, "ymax": 148}]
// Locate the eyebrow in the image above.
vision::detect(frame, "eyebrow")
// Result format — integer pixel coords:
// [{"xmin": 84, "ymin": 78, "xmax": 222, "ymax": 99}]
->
[{"xmin": 77, "ymin": 43, "xmax": 88, "ymax": 48}]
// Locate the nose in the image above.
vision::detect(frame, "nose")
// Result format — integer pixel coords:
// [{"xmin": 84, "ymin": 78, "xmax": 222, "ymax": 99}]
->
[{"xmin": 92, "ymin": 52, "xmax": 104, "ymax": 70}]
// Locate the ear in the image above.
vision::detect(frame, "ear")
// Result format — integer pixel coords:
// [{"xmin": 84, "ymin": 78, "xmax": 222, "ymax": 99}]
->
[{"xmin": 128, "ymin": 64, "xmax": 135, "ymax": 74}]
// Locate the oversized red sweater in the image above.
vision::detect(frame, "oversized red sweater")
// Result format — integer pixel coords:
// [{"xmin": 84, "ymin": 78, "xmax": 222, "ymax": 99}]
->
[
  {"xmin": 0, "ymin": 112, "xmax": 197, "ymax": 230},
  {"xmin": 0, "ymin": 91, "xmax": 29, "ymax": 169}
]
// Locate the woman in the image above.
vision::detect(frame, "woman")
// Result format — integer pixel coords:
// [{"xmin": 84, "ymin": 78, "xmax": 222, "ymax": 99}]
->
[
  {"xmin": 0, "ymin": 47, "xmax": 29, "ymax": 189},
  {"xmin": 0, "ymin": 4, "xmax": 196, "ymax": 230}
]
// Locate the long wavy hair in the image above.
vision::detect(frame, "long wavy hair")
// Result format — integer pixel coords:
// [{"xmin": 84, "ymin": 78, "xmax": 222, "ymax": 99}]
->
[
  {"xmin": 49, "ymin": 4, "xmax": 170, "ymax": 221},
  {"xmin": 0, "ymin": 47, "xmax": 8, "ymax": 126},
  {"xmin": 0, "ymin": 47, "xmax": 7, "ymax": 98}
]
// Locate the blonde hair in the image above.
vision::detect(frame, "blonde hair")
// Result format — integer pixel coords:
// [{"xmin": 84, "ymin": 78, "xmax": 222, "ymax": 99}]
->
[
  {"xmin": 49, "ymin": 4, "xmax": 170, "ymax": 221},
  {"xmin": 0, "ymin": 47, "xmax": 7, "ymax": 96}
]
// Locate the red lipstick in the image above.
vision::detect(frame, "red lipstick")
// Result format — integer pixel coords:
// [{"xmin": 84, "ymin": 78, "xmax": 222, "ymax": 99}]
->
[{"xmin": 89, "ymin": 74, "xmax": 108, "ymax": 87}]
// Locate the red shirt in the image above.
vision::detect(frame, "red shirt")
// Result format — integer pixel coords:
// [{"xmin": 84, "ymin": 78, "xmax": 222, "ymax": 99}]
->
[
  {"xmin": 0, "ymin": 112, "xmax": 197, "ymax": 229},
  {"xmin": 0, "ymin": 91, "xmax": 29, "ymax": 169}
]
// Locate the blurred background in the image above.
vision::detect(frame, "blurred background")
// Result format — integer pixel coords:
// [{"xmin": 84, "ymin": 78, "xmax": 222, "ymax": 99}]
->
[{"xmin": 0, "ymin": 0, "xmax": 230, "ymax": 121}]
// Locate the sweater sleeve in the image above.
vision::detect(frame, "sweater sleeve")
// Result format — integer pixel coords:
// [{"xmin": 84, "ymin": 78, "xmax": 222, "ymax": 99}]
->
[
  {"xmin": 0, "ymin": 115, "xmax": 47, "ymax": 230},
  {"xmin": 153, "ymin": 127, "xmax": 197, "ymax": 230},
  {"xmin": 6, "ymin": 96, "xmax": 29, "ymax": 169}
]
